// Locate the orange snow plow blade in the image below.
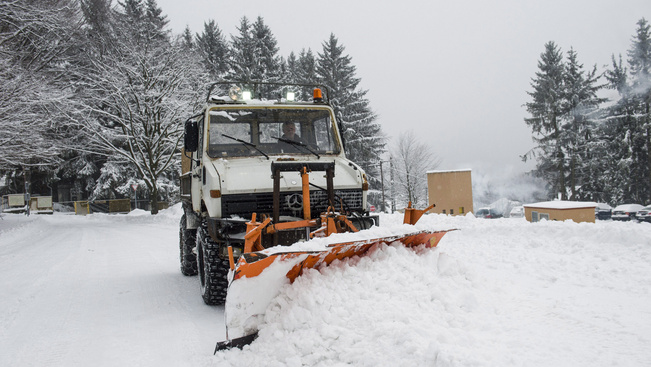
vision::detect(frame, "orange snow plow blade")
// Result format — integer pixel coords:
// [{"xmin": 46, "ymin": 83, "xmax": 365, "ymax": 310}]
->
[
  {"xmin": 233, "ymin": 230, "xmax": 448, "ymax": 282},
  {"xmin": 215, "ymin": 228, "xmax": 453, "ymax": 352}
]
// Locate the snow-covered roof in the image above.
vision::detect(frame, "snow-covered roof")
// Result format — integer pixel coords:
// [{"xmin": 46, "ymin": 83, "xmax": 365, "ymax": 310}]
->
[
  {"xmin": 613, "ymin": 204, "xmax": 645, "ymax": 211},
  {"xmin": 426, "ymin": 168, "xmax": 472, "ymax": 174},
  {"xmin": 523, "ymin": 200, "xmax": 597, "ymax": 210}
]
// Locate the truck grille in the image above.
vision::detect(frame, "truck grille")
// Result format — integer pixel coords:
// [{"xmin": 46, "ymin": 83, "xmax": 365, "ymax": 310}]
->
[{"xmin": 221, "ymin": 189, "xmax": 364, "ymax": 218}]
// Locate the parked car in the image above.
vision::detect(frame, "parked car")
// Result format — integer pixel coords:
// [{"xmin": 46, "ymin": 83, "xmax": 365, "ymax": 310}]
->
[
  {"xmin": 595, "ymin": 203, "xmax": 613, "ymax": 220},
  {"xmin": 475, "ymin": 207, "xmax": 503, "ymax": 219},
  {"xmin": 635, "ymin": 205, "xmax": 651, "ymax": 223},
  {"xmin": 509, "ymin": 206, "xmax": 524, "ymax": 218},
  {"xmin": 611, "ymin": 204, "xmax": 645, "ymax": 221}
]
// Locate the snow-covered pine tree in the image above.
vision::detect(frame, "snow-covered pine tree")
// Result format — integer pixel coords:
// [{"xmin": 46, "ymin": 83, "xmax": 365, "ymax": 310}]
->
[
  {"xmin": 296, "ymin": 48, "xmax": 318, "ymax": 100},
  {"xmin": 525, "ymin": 41, "xmax": 568, "ymax": 199},
  {"xmin": 603, "ymin": 18, "xmax": 651, "ymax": 204},
  {"xmin": 316, "ymin": 34, "xmax": 385, "ymax": 190},
  {"xmin": 227, "ymin": 16, "xmax": 255, "ymax": 83},
  {"xmin": 117, "ymin": 0, "xmax": 168, "ymax": 44},
  {"xmin": 627, "ymin": 18, "xmax": 651, "ymax": 203},
  {"xmin": 80, "ymin": 0, "xmax": 117, "ymax": 56},
  {"xmin": 182, "ymin": 25, "xmax": 194, "ymax": 49},
  {"xmin": 285, "ymin": 51, "xmax": 298, "ymax": 82},
  {"xmin": 227, "ymin": 16, "xmax": 281, "ymax": 97},
  {"xmin": 560, "ymin": 48, "xmax": 604, "ymax": 200},
  {"xmin": 251, "ymin": 16, "xmax": 281, "ymax": 86},
  {"xmin": 144, "ymin": 0, "xmax": 169, "ymax": 41},
  {"xmin": 196, "ymin": 20, "xmax": 229, "ymax": 78},
  {"xmin": 283, "ymin": 49, "xmax": 318, "ymax": 100}
]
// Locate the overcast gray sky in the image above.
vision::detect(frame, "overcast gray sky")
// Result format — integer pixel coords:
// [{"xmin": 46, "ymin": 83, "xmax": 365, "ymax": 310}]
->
[{"xmin": 157, "ymin": 0, "xmax": 650, "ymax": 176}]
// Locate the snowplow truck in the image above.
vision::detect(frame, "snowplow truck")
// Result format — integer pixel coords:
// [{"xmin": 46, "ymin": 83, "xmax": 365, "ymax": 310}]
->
[
  {"xmin": 179, "ymin": 81, "xmax": 451, "ymax": 351},
  {"xmin": 179, "ymin": 82, "xmax": 379, "ymax": 305}
]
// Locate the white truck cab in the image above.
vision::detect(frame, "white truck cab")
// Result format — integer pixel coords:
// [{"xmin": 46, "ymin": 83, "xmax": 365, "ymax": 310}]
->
[{"xmin": 179, "ymin": 82, "xmax": 376, "ymax": 305}]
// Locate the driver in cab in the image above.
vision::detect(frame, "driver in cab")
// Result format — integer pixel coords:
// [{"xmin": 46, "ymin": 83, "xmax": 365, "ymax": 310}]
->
[
  {"xmin": 279, "ymin": 122, "xmax": 307, "ymax": 153},
  {"xmin": 281, "ymin": 122, "xmax": 305, "ymax": 144}
]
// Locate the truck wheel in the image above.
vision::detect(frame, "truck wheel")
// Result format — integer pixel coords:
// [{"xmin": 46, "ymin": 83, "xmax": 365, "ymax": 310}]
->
[
  {"xmin": 179, "ymin": 215, "xmax": 198, "ymax": 276},
  {"xmin": 196, "ymin": 223, "xmax": 229, "ymax": 305}
]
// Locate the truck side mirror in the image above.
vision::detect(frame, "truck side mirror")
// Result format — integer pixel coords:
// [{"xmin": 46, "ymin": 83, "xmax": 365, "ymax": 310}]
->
[{"xmin": 184, "ymin": 119, "xmax": 199, "ymax": 152}]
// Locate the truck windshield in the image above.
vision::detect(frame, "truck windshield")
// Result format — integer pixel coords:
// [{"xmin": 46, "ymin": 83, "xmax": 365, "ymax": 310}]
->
[{"xmin": 207, "ymin": 108, "xmax": 340, "ymax": 158}]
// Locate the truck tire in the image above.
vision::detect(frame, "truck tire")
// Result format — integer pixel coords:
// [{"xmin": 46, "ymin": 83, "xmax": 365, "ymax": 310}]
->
[
  {"xmin": 196, "ymin": 223, "xmax": 229, "ymax": 305},
  {"xmin": 179, "ymin": 215, "xmax": 198, "ymax": 276}
]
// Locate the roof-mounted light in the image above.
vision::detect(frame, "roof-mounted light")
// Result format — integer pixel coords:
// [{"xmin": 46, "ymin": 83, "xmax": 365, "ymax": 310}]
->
[
  {"xmin": 228, "ymin": 86, "xmax": 242, "ymax": 101},
  {"xmin": 313, "ymin": 88, "xmax": 323, "ymax": 103}
]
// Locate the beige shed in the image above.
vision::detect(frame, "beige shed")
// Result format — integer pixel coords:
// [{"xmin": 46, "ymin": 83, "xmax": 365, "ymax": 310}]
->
[
  {"xmin": 523, "ymin": 201, "xmax": 597, "ymax": 223},
  {"xmin": 426, "ymin": 169, "xmax": 473, "ymax": 216}
]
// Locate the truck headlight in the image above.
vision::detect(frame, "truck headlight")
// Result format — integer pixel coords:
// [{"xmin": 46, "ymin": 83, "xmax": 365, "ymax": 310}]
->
[{"xmin": 221, "ymin": 245, "xmax": 243, "ymax": 259}]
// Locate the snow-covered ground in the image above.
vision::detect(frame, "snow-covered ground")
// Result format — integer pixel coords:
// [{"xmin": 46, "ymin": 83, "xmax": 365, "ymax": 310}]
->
[{"xmin": 1, "ymin": 206, "xmax": 650, "ymax": 366}]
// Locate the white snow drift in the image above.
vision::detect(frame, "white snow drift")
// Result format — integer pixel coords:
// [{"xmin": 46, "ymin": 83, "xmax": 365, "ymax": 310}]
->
[{"xmin": 1, "ymin": 205, "xmax": 650, "ymax": 366}]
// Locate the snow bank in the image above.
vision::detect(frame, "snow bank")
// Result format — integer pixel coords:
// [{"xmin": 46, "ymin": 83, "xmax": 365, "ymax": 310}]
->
[
  {"xmin": 2, "ymin": 209, "xmax": 650, "ymax": 366},
  {"xmin": 213, "ymin": 214, "xmax": 651, "ymax": 366}
]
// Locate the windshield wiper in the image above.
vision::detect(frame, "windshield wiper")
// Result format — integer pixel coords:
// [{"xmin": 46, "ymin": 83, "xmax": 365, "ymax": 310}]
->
[
  {"xmin": 274, "ymin": 137, "xmax": 320, "ymax": 159},
  {"xmin": 221, "ymin": 134, "xmax": 269, "ymax": 160}
]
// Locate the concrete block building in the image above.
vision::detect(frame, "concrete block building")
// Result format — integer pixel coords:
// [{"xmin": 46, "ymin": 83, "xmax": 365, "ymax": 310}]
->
[{"xmin": 426, "ymin": 169, "xmax": 473, "ymax": 216}]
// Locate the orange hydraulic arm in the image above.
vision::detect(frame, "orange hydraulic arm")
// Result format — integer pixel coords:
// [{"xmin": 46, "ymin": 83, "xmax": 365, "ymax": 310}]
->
[{"xmin": 403, "ymin": 201, "xmax": 436, "ymax": 225}]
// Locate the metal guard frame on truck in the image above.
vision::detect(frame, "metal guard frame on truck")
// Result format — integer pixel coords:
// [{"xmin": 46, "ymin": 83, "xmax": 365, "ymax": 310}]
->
[{"xmin": 205, "ymin": 81, "xmax": 330, "ymax": 104}]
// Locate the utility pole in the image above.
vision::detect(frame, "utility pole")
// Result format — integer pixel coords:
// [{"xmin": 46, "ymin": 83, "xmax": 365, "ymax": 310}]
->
[
  {"xmin": 379, "ymin": 161, "xmax": 386, "ymax": 213},
  {"xmin": 131, "ymin": 183, "xmax": 139, "ymax": 210},
  {"xmin": 390, "ymin": 157, "xmax": 395, "ymax": 213},
  {"xmin": 24, "ymin": 167, "xmax": 31, "ymax": 216}
]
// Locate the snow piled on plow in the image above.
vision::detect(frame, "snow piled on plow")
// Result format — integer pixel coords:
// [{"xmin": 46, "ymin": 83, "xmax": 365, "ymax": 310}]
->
[
  {"xmin": 214, "ymin": 214, "xmax": 651, "ymax": 366},
  {"xmin": 259, "ymin": 220, "xmax": 448, "ymax": 254}
]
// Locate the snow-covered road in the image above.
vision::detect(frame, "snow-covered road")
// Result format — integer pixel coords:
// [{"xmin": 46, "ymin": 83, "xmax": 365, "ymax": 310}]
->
[
  {"xmin": 0, "ymin": 209, "xmax": 224, "ymax": 367},
  {"xmin": 1, "ymin": 206, "xmax": 650, "ymax": 366}
]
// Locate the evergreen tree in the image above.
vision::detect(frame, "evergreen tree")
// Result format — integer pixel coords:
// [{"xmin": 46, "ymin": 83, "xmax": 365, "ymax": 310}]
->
[
  {"xmin": 117, "ymin": 0, "xmax": 168, "ymax": 44},
  {"xmin": 628, "ymin": 18, "xmax": 651, "ymax": 203},
  {"xmin": 227, "ymin": 16, "xmax": 282, "ymax": 97},
  {"xmin": 251, "ymin": 16, "xmax": 281, "ymax": 85},
  {"xmin": 602, "ymin": 18, "xmax": 651, "ymax": 203},
  {"xmin": 297, "ymin": 49, "xmax": 317, "ymax": 84},
  {"xmin": 196, "ymin": 20, "xmax": 229, "ymax": 78},
  {"xmin": 80, "ymin": 0, "xmax": 116, "ymax": 55},
  {"xmin": 297, "ymin": 48, "xmax": 318, "ymax": 99},
  {"xmin": 285, "ymin": 51, "xmax": 299, "ymax": 83},
  {"xmin": 605, "ymin": 54, "xmax": 628, "ymax": 94},
  {"xmin": 284, "ymin": 49, "xmax": 318, "ymax": 100},
  {"xmin": 628, "ymin": 18, "xmax": 651, "ymax": 85},
  {"xmin": 561, "ymin": 48, "xmax": 604, "ymax": 199},
  {"xmin": 524, "ymin": 41, "xmax": 567, "ymax": 199},
  {"xmin": 182, "ymin": 25, "xmax": 194, "ymax": 49},
  {"xmin": 227, "ymin": 16, "xmax": 255, "ymax": 83},
  {"xmin": 316, "ymin": 34, "xmax": 385, "ymax": 186},
  {"xmin": 144, "ymin": 0, "xmax": 169, "ymax": 40}
]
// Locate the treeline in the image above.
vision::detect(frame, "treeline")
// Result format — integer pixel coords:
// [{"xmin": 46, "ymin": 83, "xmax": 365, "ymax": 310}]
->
[
  {"xmin": 525, "ymin": 18, "xmax": 651, "ymax": 206},
  {"xmin": 0, "ymin": 0, "xmax": 384, "ymax": 212}
]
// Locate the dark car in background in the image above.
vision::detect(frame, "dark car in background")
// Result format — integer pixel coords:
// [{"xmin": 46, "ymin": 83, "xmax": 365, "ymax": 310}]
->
[
  {"xmin": 611, "ymin": 204, "xmax": 645, "ymax": 221},
  {"xmin": 475, "ymin": 207, "xmax": 503, "ymax": 219},
  {"xmin": 635, "ymin": 205, "xmax": 651, "ymax": 223},
  {"xmin": 595, "ymin": 203, "xmax": 613, "ymax": 220}
]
